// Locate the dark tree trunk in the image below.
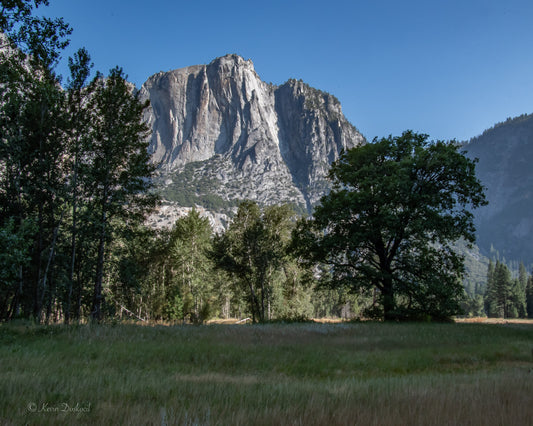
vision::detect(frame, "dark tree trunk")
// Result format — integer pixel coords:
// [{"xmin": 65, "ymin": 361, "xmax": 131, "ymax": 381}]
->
[
  {"xmin": 382, "ymin": 277, "xmax": 396, "ymax": 321},
  {"xmin": 247, "ymin": 280, "xmax": 257, "ymax": 323},
  {"xmin": 65, "ymin": 165, "xmax": 78, "ymax": 324},
  {"xmin": 37, "ymin": 213, "xmax": 62, "ymax": 322},
  {"xmin": 260, "ymin": 280, "xmax": 266, "ymax": 323},
  {"xmin": 92, "ymin": 206, "xmax": 107, "ymax": 322},
  {"xmin": 33, "ymin": 205, "xmax": 44, "ymax": 320}
]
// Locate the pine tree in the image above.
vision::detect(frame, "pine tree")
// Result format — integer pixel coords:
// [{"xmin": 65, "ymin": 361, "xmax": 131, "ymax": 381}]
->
[
  {"xmin": 514, "ymin": 262, "xmax": 528, "ymax": 318},
  {"xmin": 492, "ymin": 261, "xmax": 512, "ymax": 318},
  {"xmin": 526, "ymin": 275, "xmax": 533, "ymax": 319},
  {"xmin": 484, "ymin": 259, "xmax": 495, "ymax": 316}
]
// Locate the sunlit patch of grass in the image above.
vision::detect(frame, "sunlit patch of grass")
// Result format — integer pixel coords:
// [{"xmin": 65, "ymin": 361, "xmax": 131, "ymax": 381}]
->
[{"xmin": 0, "ymin": 321, "xmax": 532, "ymax": 425}]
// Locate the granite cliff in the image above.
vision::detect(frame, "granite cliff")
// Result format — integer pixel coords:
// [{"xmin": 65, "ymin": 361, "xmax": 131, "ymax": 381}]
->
[{"xmin": 139, "ymin": 54, "xmax": 365, "ymax": 216}]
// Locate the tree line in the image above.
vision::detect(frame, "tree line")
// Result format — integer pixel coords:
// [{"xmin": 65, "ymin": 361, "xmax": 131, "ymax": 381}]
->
[{"xmin": 3, "ymin": 1, "xmax": 522, "ymax": 324}]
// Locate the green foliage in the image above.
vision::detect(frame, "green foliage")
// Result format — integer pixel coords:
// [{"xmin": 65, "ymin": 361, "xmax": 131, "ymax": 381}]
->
[
  {"xmin": 515, "ymin": 262, "xmax": 528, "ymax": 318},
  {"xmin": 0, "ymin": 218, "xmax": 36, "ymax": 319},
  {"xmin": 213, "ymin": 201, "xmax": 313, "ymax": 322},
  {"xmin": 108, "ymin": 210, "xmax": 214, "ymax": 323},
  {"xmin": 526, "ymin": 276, "xmax": 533, "ymax": 319},
  {"xmin": 1, "ymin": 1, "xmax": 74, "ymax": 321},
  {"xmin": 0, "ymin": 0, "xmax": 72, "ymax": 69},
  {"xmin": 61, "ymin": 47, "xmax": 94, "ymax": 324},
  {"xmin": 168, "ymin": 209, "xmax": 214, "ymax": 323},
  {"xmin": 92, "ymin": 203, "xmax": 317, "ymax": 324},
  {"xmin": 455, "ymin": 238, "xmax": 489, "ymax": 295},
  {"xmin": 460, "ymin": 291, "xmax": 485, "ymax": 318},
  {"xmin": 310, "ymin": 283, "xmax": 369, "ymax": 320},
  {"xmin": 484, "ymin": 260, "xmax": 530, "ymax": 318},
  {"xmin": 164, "ymin": 293, "xmax": 183, "ymax": 321},
  {"xmin": 294, "ymin": 131, "xmax": 487, "ymax": 321},
  {"xmin": 84, "ymin": 66, "xmax": 158, "ymax": 321},
  {"xmin": 0, "ymin": 218, "xmax": 34, "ymax": 281},
  {"xmin": 0, "ymin": 4, "xmax": 157, "ymax": 323}
]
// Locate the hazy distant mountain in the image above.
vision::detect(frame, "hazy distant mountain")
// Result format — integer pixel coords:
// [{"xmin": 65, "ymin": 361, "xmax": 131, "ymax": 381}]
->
[
  {"xmin": 463, "ymin": 113, "xmax": 533, "ymax": 263},
  {"xmin": 139, "ymin": 54, "xmax": 365, "ymax": 216}
]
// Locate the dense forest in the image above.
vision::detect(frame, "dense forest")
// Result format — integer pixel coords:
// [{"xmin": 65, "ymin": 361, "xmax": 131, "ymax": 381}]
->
[{"xmin": 1, "ymin": 1, "xmax": 532, "ymax": 324}]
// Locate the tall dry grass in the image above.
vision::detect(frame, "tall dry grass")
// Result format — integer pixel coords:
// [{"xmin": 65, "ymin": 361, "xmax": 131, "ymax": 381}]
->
[{"xmin": 0, "ymin": 321, "xmax": 532, "ymax": 425}]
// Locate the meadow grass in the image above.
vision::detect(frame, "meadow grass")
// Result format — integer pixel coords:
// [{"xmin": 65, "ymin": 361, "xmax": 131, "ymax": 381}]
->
[{"xmin": 0, "ymin": 321, "xmax": 532, "ymax": 425}]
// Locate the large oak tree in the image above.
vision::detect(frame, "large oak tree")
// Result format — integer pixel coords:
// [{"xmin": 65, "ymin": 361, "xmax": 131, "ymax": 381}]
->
[{"xmin": 294, "ymin": 131, "xmax": 487, "ymax": 321}]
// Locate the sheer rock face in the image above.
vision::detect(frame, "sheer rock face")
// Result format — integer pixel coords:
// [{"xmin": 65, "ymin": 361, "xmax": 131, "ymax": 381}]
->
[{"xmin": 139, "ymin": 54, "xmax": 365, "ymax": 211}]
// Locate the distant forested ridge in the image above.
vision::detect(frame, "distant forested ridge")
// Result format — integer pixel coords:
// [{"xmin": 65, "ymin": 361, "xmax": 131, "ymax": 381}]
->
[{"xmin": 463, "ymin": 113, "xmax": 533, "ymax": 263}]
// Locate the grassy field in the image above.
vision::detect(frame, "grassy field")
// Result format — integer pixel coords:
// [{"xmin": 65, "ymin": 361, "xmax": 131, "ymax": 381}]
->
[{"xmin": 0, "ymin": 321, "xmax": 532, "ymax": 425}]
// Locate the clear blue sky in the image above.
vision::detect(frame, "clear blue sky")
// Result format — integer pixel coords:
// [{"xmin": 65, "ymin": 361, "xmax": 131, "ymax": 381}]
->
[{"xmin": 42, "ymin": 0, "xmax": 533, "ymax": 142}]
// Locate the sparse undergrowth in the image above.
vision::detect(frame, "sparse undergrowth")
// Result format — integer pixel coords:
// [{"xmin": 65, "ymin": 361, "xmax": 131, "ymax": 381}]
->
[{"xmin": 0, "ymin": 321, "xmax": 532, "ymax": 425}]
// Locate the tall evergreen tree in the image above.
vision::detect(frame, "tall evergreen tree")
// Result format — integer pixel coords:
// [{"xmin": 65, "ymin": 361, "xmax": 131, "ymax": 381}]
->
[
  {"xmin": 484, "ymin": 259, "xmax": 496, "ymax": 316},
  {"xmin": 492, "ymin": 261, "xmax": 512, "ymax": 318},
  {"xmin": 526, "ymin": 275, "xmax": 533, "ymax": 319},
  {"xmin": 514, "ymin": 262, "xmax": 528, "ymax": 318}
]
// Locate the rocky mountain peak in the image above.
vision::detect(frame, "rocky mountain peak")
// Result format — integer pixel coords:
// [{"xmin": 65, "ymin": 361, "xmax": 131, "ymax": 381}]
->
[
  {"xmin": 140, "ymin": 54, "xmax": 365, "ymax": 218},
  {"xmin": 208, "ymin": 53, "xmax": 255, "ymax": 72}
]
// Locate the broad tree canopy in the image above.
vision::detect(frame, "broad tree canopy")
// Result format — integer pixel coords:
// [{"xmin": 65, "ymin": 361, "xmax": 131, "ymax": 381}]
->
[{"xmin": 294, "ymin": 131, "xmax": 487, "ymax": 321}]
